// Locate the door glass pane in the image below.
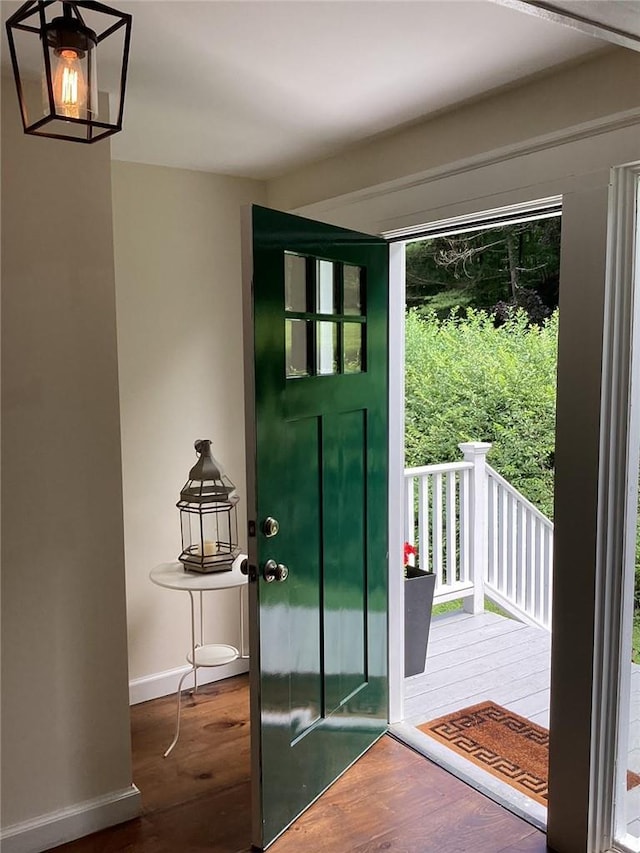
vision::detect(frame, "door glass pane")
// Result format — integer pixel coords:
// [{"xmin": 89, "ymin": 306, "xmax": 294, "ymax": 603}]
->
[
  {"xmin": 316, "ymin": 260, "xmax": 336, "ymax": 314},
  {"xmin": 286, "ymin": 319, "xmax": 310, "ymax": 378},
  {"xmin": 343, "ymin": 323, "xmax": 363, "ymax": 374},
  {"xmin": 344, "ymin": 265, "xmax": 363, "ymax": 315},
  {"xmin": 285, "ymin": 253, "xmax": 308, "ymax": 312},
  {"xmin": 316, "ymin": 321, "xmax": 338, "ymax": 375}
]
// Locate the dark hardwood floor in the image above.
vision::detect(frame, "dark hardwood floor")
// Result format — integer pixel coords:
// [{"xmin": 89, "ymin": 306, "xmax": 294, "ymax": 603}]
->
[{"xmin": 52, "ymin": 674, "xmax": 551, "ymax": 852}]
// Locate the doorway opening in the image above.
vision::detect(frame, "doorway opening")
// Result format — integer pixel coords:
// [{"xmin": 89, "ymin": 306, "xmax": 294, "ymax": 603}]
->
[{"xmin": 390, "ymin": 202, "xmax": 562, "ymax": 829}]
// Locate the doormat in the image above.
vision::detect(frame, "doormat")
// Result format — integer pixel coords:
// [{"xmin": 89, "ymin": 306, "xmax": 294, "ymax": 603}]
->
[{"xmin": 418, "ymin": 701, "xmax": 640, "ymax": 807}]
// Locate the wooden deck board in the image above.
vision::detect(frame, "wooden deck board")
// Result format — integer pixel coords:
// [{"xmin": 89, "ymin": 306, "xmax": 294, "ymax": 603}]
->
[
  {"xmin": 404, "ymin": 612, "xmax": 552, "ymax": 724},
  {"xmin": 405, "ymin": 611, "xmax": 549, "ymax": 718},
  {"xmin": 410, "ymin": 639, "xmax": 550, "ymax": 691},
  {"xmin": 405, "ymin": 664, "xmax": 552, "ymax": 718}
]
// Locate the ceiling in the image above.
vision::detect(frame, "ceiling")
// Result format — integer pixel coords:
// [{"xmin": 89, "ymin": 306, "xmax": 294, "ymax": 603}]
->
[{"xmin": 2, "ymin": 0, "xmax": 637, "ymax": 180}]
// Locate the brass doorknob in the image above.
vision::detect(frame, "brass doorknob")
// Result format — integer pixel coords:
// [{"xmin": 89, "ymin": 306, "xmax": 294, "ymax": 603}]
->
[
  {"xmin": 262, "ymin": 517, "xmax": 280, "ymax": 538},
  {"xmin": 262, "ymin": 559, "xmax": 289, "ymax": 583}
]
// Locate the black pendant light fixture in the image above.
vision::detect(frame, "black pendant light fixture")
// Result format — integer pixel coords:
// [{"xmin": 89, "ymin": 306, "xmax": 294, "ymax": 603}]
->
[{"xmin": 5, "ymin": 0, "xmax": 132, "ymax": 143}]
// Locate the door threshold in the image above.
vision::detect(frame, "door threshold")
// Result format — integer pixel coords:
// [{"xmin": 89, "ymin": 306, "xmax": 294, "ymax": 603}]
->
[{"xmin": 389, "ymin": 721, "xmax": 547, "ymax": 832}]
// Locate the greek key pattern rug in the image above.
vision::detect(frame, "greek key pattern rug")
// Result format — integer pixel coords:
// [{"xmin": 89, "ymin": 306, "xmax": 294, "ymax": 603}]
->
[
  {"xmin": 419, "ymin": 700, "xmax": 640, "ymax": 807},
  {"xmin": 419, "ymin": 701, "xmax": 551, "ymax": 806}
]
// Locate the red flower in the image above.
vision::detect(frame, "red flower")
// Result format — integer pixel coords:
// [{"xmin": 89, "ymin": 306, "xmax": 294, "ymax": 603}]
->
[{"xmin": 404, "ymin": 542, "xmax": 417, "ymax": 566}]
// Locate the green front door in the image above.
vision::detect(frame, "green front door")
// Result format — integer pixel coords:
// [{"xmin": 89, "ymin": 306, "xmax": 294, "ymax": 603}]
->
[{"xmin": 243, "ymin": 205, "xmax": 389, "ymax": 849}]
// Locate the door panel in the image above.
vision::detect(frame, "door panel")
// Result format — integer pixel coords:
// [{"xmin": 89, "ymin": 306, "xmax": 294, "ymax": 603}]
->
[
  {"xmin": 323, "ymin": 409, "xmax": 367, "ymax": 715},
  {"xmin": 243, "ymin": 205, "xmax": 389, "ymax": 848}
]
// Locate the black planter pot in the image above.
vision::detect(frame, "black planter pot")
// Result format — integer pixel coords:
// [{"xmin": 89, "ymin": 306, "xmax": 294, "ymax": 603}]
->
[{"xmin": 404, "ymin": 567, "xmax": 436, "ymax": 677}]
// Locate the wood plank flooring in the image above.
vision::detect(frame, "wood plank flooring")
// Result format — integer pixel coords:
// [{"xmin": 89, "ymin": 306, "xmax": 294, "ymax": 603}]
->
[{"xmin": 51, "ymin": 673, "xmax": 551, "ymax": 853}]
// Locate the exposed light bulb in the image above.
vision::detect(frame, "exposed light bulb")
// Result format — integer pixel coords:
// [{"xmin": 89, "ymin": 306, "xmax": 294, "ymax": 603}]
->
[{"xmin": 52, "ymin": 49, "xmax": 86, "ymax": 119}]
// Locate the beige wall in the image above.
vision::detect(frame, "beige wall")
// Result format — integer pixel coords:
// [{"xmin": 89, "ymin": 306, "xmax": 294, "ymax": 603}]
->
[
  {"xmin": 111, "ymin": 162, "xmax": 266, "ymax": 688},
  {"xmin": 267, "ymin": 48, "xmax": 640, "ymax": 214},
  {"xmin": 1, "ymin": 75, "xmax": 134, "ymax": 831}
]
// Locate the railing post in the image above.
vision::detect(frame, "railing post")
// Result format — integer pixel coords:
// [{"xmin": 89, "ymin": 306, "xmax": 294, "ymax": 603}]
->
[{"xmin": 458, "ymin": 441, "xmax": 492, "ymax": 614}]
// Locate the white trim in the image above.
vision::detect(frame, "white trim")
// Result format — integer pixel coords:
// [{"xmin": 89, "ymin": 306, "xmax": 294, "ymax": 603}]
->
[
  {"xmin": 384, "ymin": 196, "xmax": 562, "ymax": 242},
  {"xmin": 0, "ymin": 785, "xmax": 141, "ymax": 853},
  {"xmin": 593, "ymin": 164, "xmax": 640, "ymax": 852},
  {"xmin": 493, "ymin": 1, "xmax": 640, "ymax": 54},
  {"xmin": 615, "ymin": 833, "xmax": 640, "ymax": 853},
  {"xmin": 128, "ymin": 657, "xmax": 249, "ymax": 705},
  {"xmin": 617, "ymin": 834, "xmax": 640, "ymax": 853},
  {"xmin": 405, "ymin": 460, "xmax": 473, "ymax": 477},
  {"xmin": 388, "ymin": 241, "xmax": 406, "ymax": 725},
  {"xmin": 484, "ymin": 587, "xmax": 546, "ymax": 630},
  {"xmin": 615, "ymin": 168, "xmax": 640, "ymax": 849},
  {"xmin": 240, "ymin": 203, "xmax": 263, "ymax": 851},
  {"xmin": 295, "ymin": 109, "xmax": 640, "ymax": 223}
]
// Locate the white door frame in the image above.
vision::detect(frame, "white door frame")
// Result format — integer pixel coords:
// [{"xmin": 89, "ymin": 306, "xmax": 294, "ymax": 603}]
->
[
  {"xmin": 587, "ymin": 163, "xmax": 640, "ymax": 853},
  {"xmin": 387, "ymin": 239, "xmax": 406, "ymax": 726}
]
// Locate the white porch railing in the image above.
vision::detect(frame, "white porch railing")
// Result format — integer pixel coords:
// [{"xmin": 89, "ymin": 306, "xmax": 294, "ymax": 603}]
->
[{"xmin": 404, "ymin": 441, "xmax": 554, "ymax": 632}]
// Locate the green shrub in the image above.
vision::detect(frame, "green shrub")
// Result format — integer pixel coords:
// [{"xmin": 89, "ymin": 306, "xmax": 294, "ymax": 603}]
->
[{"xmin": 405, "ymin": 308, "xmax": 558, "ymax": 518}]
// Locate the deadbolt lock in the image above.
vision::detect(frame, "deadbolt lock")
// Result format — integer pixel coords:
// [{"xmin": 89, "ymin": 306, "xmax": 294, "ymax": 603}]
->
[
  {"xmin": 262, "ymin": 517, "xmax": 280, "ymax": 538},
  {"xmin": 262, "ymin": 559, "xmax": 289, "ymax": 583}
]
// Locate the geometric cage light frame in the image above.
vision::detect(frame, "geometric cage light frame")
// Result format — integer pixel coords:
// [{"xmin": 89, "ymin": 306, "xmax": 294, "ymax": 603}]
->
[
  {"xmin": 5, "ymin": 0, "xmax": 132, "ymax": 144},
  {"xmin": 177, "ymin": 440, "xmax": 241, "ymax": 574}
]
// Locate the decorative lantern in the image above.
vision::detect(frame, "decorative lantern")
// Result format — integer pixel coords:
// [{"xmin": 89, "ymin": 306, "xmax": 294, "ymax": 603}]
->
[
  {"xmin": 177, "ymin": 440, "xmax": 240, "ymax": 574},
  {"xmin": 5, "ymin": 0, "xmax": 132, "ymax": 143}
]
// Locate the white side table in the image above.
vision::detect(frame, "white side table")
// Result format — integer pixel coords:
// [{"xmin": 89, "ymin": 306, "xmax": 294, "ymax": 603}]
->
[{"xmin": 150, "ymin": 554, "xmax": 249, "ymax": 757}]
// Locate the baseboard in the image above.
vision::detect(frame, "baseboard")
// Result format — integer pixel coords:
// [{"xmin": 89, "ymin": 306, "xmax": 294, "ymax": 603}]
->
[
  {"xmin": 0, "ymin": 785, "xmax": 141, "ymax": 853},
  {"xmin": 129, "ymin": 657, "xmax": 250, "ymax": 705}
]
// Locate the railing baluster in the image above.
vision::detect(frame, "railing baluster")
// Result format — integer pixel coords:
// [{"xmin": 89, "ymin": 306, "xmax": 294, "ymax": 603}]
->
[
  {"xmin": 534, "ymin": 518, "xmax": 543, "ymax": 623},
  {"xmin": 404, "ymin": 475, "xmax": 415, "ymax": 548},
  {"xmin": 405, "ymin": 458, "xmax": 554, "ymax": 633},
  {"xmin": 498, "ymin": 486, "xmax": 506, "ymax": 598},
  {"xmin": 525, "ymin": 510, "xmax": 534, "ymax": 615},
  {"xmin": 503, "ymin": 494, "xmax": 508, "ymax": 599},
  {"xmin": 543, "ymin": 523, "xmax": 549, "ymax": 627},
  {"xmin": 487, "ymin": 477, "xmax": 495, "ymax": 588},
  {"xmin": 516, "ymin": 501, "xmax": 527, "ymax": 610},
  {"xmin": 475, "ymin": 466, "xmax": 554, "ymax": 632},
  {"xmin": 508, "ymin": 495, "xmax": 516, "ymax": 600},
  {"xmin": 446, "ymin": 471, "xmax": 456, "ymax": 584},
  {"xmin": 459, "ymin": 468, "xmax": 470, "ymax": 584},
  {"xmin": 418, "ymin": 473, "xmax": 429, "ymax": 574},
  {"xmin": 546, "ymin": 528, "xmax": 553, "ymax": 629},
  {"xmin": 511, "ymin": 498, "xmax": 520, "ymax": 604},
  {"xmin": 432, "ymin": 472, "xmax": 443, "ymax": 589}
]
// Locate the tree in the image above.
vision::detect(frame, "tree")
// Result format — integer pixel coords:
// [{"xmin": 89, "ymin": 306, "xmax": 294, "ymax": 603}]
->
[
  {"xmin": 405, "ymin": 309, "xmax": 558, "ymax": 518},
  {"xmin": 406, "ymin": 217, "xmax": 561, "ymax": 322}
]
